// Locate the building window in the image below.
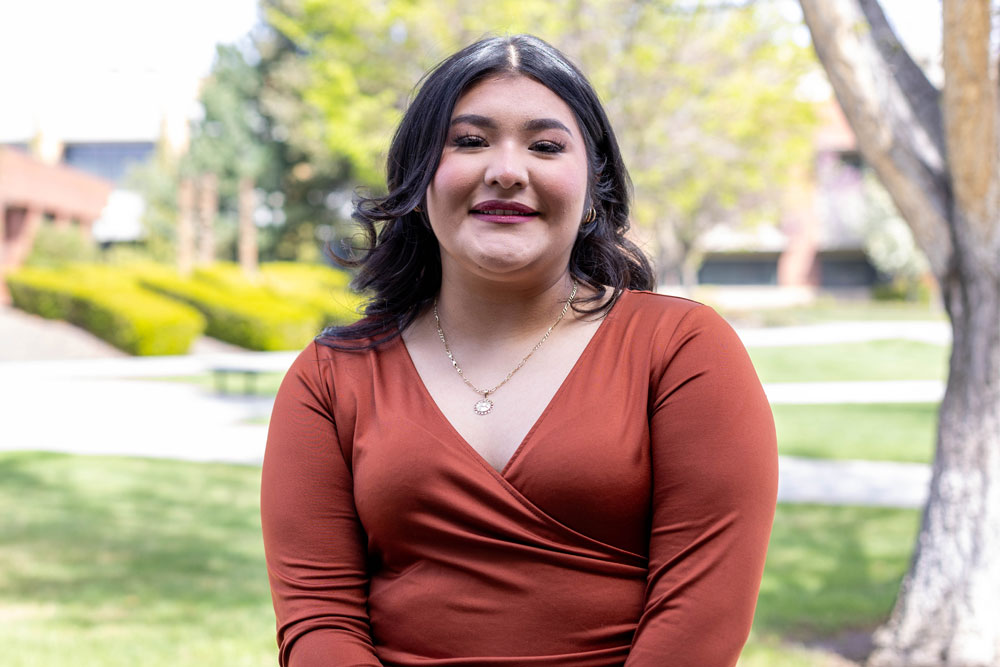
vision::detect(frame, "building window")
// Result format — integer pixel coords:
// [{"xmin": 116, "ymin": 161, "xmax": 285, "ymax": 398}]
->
[
  {"xmin": 63, "ymin": 142, "xmax": 155, "ymax": 183},
  {"xmin": 698, "ymin": 253, "xmax": 781, "ymax": 285}
]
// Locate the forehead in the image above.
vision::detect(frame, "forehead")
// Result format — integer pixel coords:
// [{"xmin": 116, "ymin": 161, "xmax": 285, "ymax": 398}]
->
[{"xmin": 451, "ymin": 75, "xmax": 579, "ymax": 130}]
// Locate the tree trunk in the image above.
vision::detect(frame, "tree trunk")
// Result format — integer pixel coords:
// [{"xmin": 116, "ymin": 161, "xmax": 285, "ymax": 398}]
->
[
  {"xmin": 869, "ymin": 270, "xmax": 1000, "ymax": 666},
  {"xmin": 798, "ymin": 1, "xmax": 1000, "ymax": 663},
  {"xmin": 238, "ymin": 177, "xmax": 258, "ymax": 278},
  {"xmin": 196, "ymin": 172, "xmax": 218, "ymax": 266},
  {"xmin": 654, "ymin": 221, "xmax": 684, "ymax": 287},
  {"xmin": 177, "ymin": 178, "xmax": 195, "ymax": 276},
  {"xmin": 680, "ymin": 248, "xmax": 702, "ymax": 289}
]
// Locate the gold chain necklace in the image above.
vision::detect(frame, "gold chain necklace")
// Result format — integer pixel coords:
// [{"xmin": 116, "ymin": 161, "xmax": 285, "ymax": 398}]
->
[{"xmin": 433, "ymin": 280, "xmax": 579, "ymax": 416}]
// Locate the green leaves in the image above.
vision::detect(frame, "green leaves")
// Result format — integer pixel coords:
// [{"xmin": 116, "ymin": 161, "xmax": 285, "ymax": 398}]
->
[{"xmin": 268, "ymin": 0, "xmax": 817, "ymax": 282}]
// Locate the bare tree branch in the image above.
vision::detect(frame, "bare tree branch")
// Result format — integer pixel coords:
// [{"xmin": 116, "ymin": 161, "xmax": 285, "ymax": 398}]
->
[
  {"xmin": 858, "ymin": 0, "xmax": 946, "ymax": 161},
  {"xmin": 799, "ymin": 0, "xmax": 953, "ymax": 278}
]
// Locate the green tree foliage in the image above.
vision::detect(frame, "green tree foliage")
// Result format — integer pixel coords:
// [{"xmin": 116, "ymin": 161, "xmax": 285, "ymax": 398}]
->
[
  {"xmin": 130, "ymin": 29, "xmax": 355, "ymax": 263},
  {"xmin": 126, "ymin": 147, "xmax": 180, "ymax": 262},
  {"xmin": 266, "ymin": 0, "xmax": 818, "ymax": 283},
  {"xmin": 185, "ymin": 45, "xmax": 273, "ymax": 182},
  {"xmin": 235, "ymin": 20, "xmax": 358, "ymax": 261}
]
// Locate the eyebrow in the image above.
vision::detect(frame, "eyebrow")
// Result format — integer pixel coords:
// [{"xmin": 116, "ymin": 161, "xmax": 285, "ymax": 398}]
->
[{"xmin": 450, "ymin": 114, "xmax": 573, "ymax": 136}]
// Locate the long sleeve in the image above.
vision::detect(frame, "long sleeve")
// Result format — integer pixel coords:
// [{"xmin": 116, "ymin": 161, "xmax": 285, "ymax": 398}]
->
[
  {"xmin": 260, "ymin": 343, "xmax": 382, "ymax": 667},
  {"xmin": 625, "ymin": 305, "xmax": 778, "ymax": 667}
]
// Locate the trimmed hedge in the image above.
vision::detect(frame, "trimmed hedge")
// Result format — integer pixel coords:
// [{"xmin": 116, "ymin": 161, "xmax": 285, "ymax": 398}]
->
[
  {"xmin": 6, "ymin": 267, "xmax": 206, "ymax": 356},
  {"xmin": 134, "ymin": 265, "xmax": 319, "ymax": 351},
  {"xmin": 261, "ymin": 262, "xmax": 364, "ymax": 328},
  {"xmin": 194, "ymin": 262, "xmax": 363, "ymax": 329}
]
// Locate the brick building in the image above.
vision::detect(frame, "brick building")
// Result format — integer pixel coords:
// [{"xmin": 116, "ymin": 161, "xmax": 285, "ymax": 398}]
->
[{"xmin": 0, "ymin": 148, "xmax": 114, "ymax": 298}]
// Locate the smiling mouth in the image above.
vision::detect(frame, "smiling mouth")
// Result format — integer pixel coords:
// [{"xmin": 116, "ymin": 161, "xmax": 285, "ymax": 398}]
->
[{"xmin": 471, "ymin": 208, "xmax": 539, "ymax": 216}]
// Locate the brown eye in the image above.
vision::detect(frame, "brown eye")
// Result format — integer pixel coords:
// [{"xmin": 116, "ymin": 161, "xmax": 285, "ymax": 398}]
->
[
  {"xmin": 531, "ymin": 140, "xmax": 566, "ymax": 154},
  {"xmin": 452, "ymin": 134, "xmax": 487, "ymax": 148}
]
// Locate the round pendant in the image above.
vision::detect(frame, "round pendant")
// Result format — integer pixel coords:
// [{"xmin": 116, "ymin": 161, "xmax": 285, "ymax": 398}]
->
[{"xmin": 474, "ymin": 398, "xmax": 494, "ymax": 415}]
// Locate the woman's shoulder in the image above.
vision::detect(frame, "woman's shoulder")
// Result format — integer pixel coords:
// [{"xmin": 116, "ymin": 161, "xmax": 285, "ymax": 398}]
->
[
  {"xmin": 616, "ymin": 288, "xmax": 702, "ymax": 312},
  {"xmin": 613, "ymin": 289, "xmax": 725, "ymax": 330},
  {"xmin": 610, "ymin": 290, "xmax": 754, "ymax": 383},
  {"xmin": 284, "ymin": 330, "xmax": 403, "ymax": 379},
  {"xmin": 606, "ymin": 289, "xmax": 744, "ymax": 357}
]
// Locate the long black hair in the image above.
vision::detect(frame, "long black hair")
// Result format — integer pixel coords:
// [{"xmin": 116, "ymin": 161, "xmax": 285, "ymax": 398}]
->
[{"xmin": 320, "ymin": 34, "xmax": 654, "ymax": 348}]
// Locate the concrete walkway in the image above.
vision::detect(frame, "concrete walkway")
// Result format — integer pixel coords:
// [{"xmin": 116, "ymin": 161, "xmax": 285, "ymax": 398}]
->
[
  {"xmin": 0, "ymin": 305, "xmax": 942, "ymax": 508},
  {"xmin": 0, "ymin": 304, "xmax": 128, "ymax": 361},
  {"xmin": 0, "ymin": 353, "xmax": 936, "ymax": 509},
  {"xmin": 0, "ymin": 371, "xmax": 933, "ymax": 508},
  {"xmin": 777, "ymin": 456, "xmax": 929, "ymax": 508}
]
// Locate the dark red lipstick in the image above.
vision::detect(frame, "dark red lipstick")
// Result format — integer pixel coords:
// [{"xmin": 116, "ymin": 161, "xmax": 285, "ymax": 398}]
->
[{"xmin": 470, "ymin": 200, "xmax": 539, "ymax": 223}]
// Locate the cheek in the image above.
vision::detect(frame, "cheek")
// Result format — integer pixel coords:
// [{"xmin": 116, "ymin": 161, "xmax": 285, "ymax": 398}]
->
[
  {"xmin": 428, "ymin": 155, "xmax": 479, "ymax": 208},
  {"xmin": 541, "ymin": 164, "xmax": 589, "ymax": 213}
]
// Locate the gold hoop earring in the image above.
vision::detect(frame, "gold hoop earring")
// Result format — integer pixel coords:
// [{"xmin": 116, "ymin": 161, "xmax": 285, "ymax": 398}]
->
[
  {"xmin": 583, "ymin": 207, "xmax": 597, "ymax": 224},
  {"xmin": 413, "ymin": 205, "xmax": 423, "ymax": 213}
]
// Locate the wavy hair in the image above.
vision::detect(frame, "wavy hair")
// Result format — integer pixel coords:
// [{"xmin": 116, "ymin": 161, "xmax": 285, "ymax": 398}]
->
[{"xmin": 320, "ymin": 34, "xmax": 653, "ymax": 348}]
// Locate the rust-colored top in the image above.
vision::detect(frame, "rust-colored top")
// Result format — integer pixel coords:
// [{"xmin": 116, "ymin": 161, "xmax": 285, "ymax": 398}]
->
[{"xmin": 261, "ymin": 291, "xmax": 778, "ymax": 667}]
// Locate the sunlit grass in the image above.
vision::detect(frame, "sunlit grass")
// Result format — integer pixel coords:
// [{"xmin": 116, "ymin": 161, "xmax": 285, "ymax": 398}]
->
[
  {"xmin": 150, "ymin": 371, "xmax": 285, "ymax": 397},
  {"xmin": 718, "ymin": 297, "xmax": 946, "ymax": 327},
  {"xmin": 738, "ymin": 635, "xmax": 851, "ymax": 666},
  {"xmin": 773, "ymin": 403, "xmax": 938, "ymax": 463},
  {"xmin": 755, "ymin": 504, "xmax": 918, "ymax": 638},
  {"xmin": 0, "ymin": 452, "xmax": 274, "ymax": 666},
  {"xmin": 0, "ymin": 452, "xmax": 919, "ymax": 666},
  {"xmin": 748, "ymin": 340, "xmax": 948, "ymax": 383}
]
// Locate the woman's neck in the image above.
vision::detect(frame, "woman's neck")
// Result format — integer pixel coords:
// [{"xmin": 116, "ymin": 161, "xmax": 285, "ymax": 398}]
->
[{"xmin": 433, "ymin": 270, "xmax": 578, "ymax": 343}]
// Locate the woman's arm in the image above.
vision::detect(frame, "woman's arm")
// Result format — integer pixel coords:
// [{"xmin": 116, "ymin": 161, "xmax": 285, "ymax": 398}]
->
[
  {"xmin": 625, "ymin": 305, "xmax": 778, "ymax": 667},
  {"xmin": 260, "ymin": 343, "xmax": 383, "ymax": 666}
]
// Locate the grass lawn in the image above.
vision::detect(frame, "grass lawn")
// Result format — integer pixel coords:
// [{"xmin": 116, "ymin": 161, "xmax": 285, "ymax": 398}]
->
[
  {"xmin": 152, "ymin": 372, "xmax": 286, "ymax": 397},
  {"xmin": 718, "ymin": 297, "xmax": 946, "ymax": 328},
  {"xmin": 739, "ymin": 504, "xmax": 921, "ymax": 665},
  {"xmin": 773, "ymin": 403, "xmax": 938, "ymax": 463},
  {"xmin": 748, "ymin": 339, "xmax": 949, "ymax": 383},
  {"xmin": 0, "ymin": 452, "xmax": 275, "ymax": 667},
  {"xmin": 754, "ymin": 504, "xmax": 919, "ymax": 639},
  {"xmin": 0, "ymin": 452, "xmax": 919, "ymax": 666}
]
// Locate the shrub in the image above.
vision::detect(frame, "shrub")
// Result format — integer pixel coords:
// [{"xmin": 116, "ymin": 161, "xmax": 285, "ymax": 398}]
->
[
  {"xmin": 25, "ymin": 223, "xmax": 99, "ymax": 267},
  {"xmin": 135, "ymin": 267, "xmax": 319, "ymax": 351},
  {"xmin": 872, "ymin": 276, "xmax": 934, "ymax": 304},
  {"xmin": 194, "ymin": 262, "xmax": 363, "ymax": 329},
  {"xmin": 6, "ymin": 267, "xmax": 205, "ymax": 355},
  {"xmin": 259, "ymin": 261, "xmax": 352, "ymax": 289},
  {"xmin": 260, "ymin": 262, "xmax": 363, "ymax": 327}
]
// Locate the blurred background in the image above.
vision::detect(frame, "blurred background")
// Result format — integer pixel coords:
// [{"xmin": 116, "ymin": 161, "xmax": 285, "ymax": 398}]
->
[{"xmin": 0, "ymin": 1, "xmax": 956, "ymax": 665}]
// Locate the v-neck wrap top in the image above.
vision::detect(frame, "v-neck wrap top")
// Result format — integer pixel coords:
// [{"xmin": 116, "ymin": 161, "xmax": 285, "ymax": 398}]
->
[{"xmin": 261, "ymin": 290, "xmax": 778, "ymax": 667}]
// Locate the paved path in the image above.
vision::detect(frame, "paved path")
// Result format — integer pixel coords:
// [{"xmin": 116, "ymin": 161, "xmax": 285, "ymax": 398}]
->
[
  {"xmin": 777, "ymin": 456, "xmax": 929, "ymax": 508},
  {"xmin": 765, "ymin": 380, "xmax": 944, "ymax": 404},
  {"xmin": 0, "ymin": 304, "xmax": 128, "ymax": 360},
  {"xmin": 0, "ymin": 353, "xmax": 935, "ymax": 509},
  {"xmin": 0, "ymin": 304, "xmax": 250, "ymax": 361},
  {"xmin": 0, "ymin": 306, "xmax": 943, "ymax": 508},
  {"xmin": 0, "ymin": 371, "xmax": 932, "ymax": 508}
]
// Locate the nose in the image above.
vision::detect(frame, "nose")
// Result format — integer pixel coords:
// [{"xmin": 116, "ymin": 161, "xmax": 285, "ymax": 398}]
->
[{"xmin": 483, "ymin": 144, "xmax": 528, "ymax": 190}]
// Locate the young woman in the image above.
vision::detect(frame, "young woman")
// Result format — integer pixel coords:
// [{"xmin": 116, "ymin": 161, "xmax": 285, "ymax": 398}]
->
[{"xmin": 261, "ymin": 34, "xmax": 777, "ymax": 667}]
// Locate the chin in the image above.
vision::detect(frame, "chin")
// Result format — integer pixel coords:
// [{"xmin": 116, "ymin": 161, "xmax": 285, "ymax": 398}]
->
[
  {"xmin": 471, "ymin": 256, "xmax": 535, "ymax": 276},
  {"xmin": 466, "ymin": 242, "xmax": 536, "ymax": 272}
]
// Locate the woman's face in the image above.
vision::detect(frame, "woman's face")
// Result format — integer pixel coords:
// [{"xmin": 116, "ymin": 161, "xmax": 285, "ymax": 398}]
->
[{"xmin": 425, "ymin": 74, "xmax": 590, "ymax": 287}]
